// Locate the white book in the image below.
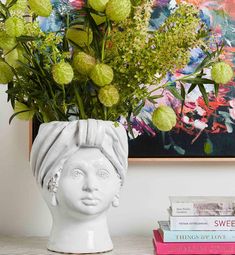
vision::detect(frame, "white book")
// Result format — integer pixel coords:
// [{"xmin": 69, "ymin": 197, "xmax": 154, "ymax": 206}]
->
[
  {"xmin": 169, "ymin": 196, "xmax": 235, "ymax": 216},
  {"xmin": 170, "ymin": 215, "xmax": 235, "ymax": 231}
]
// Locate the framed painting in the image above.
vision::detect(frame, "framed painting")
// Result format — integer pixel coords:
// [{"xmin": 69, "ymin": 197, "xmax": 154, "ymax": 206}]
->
[
  {"xmin": 127, "ymin": 0, "xmax": 235, "ymax": 161},
  {"xmin": 29, "ymin": 0, "xmax": 235, "ymax": 162}
]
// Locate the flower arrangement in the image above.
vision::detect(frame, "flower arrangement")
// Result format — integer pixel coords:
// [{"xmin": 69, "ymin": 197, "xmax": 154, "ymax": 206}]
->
[{"xmin": 0, "ymin": 0, "xmax": 233, "ymax": 133}]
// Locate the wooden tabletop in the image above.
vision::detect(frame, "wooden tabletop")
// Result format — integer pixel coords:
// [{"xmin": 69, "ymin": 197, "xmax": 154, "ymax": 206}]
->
[{"xmin": 0, "ymin": 236, "xmax": 153, "ymax": 255}]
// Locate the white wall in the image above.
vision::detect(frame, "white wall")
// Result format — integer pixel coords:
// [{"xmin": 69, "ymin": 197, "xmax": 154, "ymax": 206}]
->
[{"xmin": 1, "ymin": 86, "xmax": 235, "ymax": 237}]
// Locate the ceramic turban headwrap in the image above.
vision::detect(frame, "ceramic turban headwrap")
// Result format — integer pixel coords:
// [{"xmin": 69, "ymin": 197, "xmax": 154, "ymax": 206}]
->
[{"xmin": 30, "ymin": 119, "xmax": 128, "ymax": 188}]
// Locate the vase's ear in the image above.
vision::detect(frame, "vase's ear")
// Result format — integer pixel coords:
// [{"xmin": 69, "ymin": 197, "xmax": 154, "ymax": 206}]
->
[{"xmin": 112, "ymin": 194, "xmax": 120, "ymax": 208}]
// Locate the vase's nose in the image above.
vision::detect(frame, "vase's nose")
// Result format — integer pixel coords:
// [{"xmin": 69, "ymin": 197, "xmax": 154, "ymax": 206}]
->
[{"xmin": 82, "ymin": 175, "xmax": 98, "ymax": 192}]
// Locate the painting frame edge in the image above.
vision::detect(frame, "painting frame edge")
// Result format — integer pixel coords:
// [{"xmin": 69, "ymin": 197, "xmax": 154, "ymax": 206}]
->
[
  {"xmin": 128, "ymin": 157, "xmax": 235, "ymax": 163},
  {"xmin": 29, "ymin": 122, "xmax": 235, "ymax": 163}
]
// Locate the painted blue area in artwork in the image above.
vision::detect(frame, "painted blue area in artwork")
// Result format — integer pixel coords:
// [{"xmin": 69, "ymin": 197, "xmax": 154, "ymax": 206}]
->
[{"xmin": 38, "ymin": 0, "xmax": 71, "ymax": 32}]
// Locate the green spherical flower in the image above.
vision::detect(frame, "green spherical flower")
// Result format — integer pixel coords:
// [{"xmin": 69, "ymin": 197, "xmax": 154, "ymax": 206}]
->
[
  {"xmin": 28, "ymin": 0, "xmax": 52, "ymax": 17},
  {"xmin": 5, "ymin": 47, "xmax": 27, "ymax": 68},
  {"xmin": 5, "ymin": 17, "xmax": 24, "ymax": 37},
  {"xmin": 106, "ymin": 0, "xmax": 131, "ymax": 22},
  {"xmin": 8, "ymin": 0, "xmax": 28, "ymax": 12},
  {"xmin": 98, "ymin": 85, "xmax": 119, "ymax": 107},
  {"xmin": 91, "ymin": 13, "xmax": 106, "ymax": 25},
  {"xmin": 211, "ymin": 62, "xmax": 234, "ymax": 85},
  {"xmin": 0, "ymin": 32, "xmax": 16, "ymax": 51},
  {"xmin": 17, "ymin": 47, "xmax": 28, "ymax": 64},
  {"xmin": 88, "ymin": 0, "xmax": 109, "ymax": 12},
  {"xmin": 52, "ymin": 62, "xmax": 74, "ymax": 85},
  {"xmin": 73, "ymin": 52, "xmax": 96, "ymax": 75},
  {"xmin": 0, "ymin": 61, "xmax": 14, "ymax": 84},
  {"xmin": 152, "ymin": 105, "xmax": 177, "ymax": 132},
  {"xmin": 14, "ymin": 101, "xmax": 35, "ymax": 120},
  {"xmin": 4, "ymin": 49, "xmax": 19, "ymax": 68},
  {"xmin": 90, "ymin": 63, "xmax": 113, "ymax": 86},
  {"xmin": 66, "ymin": 26, "xmax": 93, "ymax": 47}
]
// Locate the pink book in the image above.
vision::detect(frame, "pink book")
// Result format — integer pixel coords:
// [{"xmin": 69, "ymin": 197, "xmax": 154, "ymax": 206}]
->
[{"xmin": 153, "ymin": 229, "xmax": 235, "ymax": 254}]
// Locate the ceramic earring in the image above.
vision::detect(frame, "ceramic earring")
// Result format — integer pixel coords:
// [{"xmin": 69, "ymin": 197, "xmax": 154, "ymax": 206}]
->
[
  {"xmin": 112, "ymin": 195, "xmax": 120, "ymax": 207},
  {"xmin": 48, "ymin": 169, "xmax": 62, "ymax": 207},
  {"xmin": 51, "ymin": 193, "xmax": 58, "ymax": 207}
]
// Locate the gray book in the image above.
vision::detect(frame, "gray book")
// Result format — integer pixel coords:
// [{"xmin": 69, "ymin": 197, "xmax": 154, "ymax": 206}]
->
[{"xmin": 169, "ymin": 196, "xmax": 235, "ymax": 216}]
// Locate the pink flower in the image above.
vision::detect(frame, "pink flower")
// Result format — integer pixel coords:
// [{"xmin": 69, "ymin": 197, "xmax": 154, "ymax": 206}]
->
[{"xmin": 69, "ymin": 0, "xmax": 85, "ymax": 10}]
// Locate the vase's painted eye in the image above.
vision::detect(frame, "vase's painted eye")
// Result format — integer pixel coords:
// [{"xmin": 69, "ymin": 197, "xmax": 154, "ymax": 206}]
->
[
  {"xmin": 96, "ymin": 169, "xmax": 110, "ymax": 179},
  {"xmin": 71, "ymin": 169, "xmax": 84, "ymax": 179}
]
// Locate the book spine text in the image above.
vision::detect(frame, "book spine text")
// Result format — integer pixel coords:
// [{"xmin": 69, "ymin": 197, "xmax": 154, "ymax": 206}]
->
[
  {"xmin": 159, "ymin": 229, "xmax": 235, "ymax": 242},
  {"xmin": 170, "ymin": 216, "xmax": 235, "ymax": 231},
  {"xmin": 153, "ymin": 230, "xmax": 235, "ymax": 255}
]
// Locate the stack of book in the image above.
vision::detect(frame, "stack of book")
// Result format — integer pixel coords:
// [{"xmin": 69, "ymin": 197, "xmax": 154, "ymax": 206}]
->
[{"xmin": 153, "ymin": 196, "xmax": 235, "ymax": 254}]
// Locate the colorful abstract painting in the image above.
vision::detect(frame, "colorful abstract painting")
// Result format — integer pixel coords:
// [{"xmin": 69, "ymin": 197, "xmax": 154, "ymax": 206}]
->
[
  {"xmin": 128, "ymin": 0, "xmax": 235, "ymax": 158},
  {"xmin": 35, "ymin": 0, "xmax": 234, "ymax": 158}
]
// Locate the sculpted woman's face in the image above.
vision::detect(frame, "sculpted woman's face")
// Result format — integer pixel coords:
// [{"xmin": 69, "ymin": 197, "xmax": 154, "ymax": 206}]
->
[{"xmin": 55, "ymin": 148, "xmax": 122, "ymax": 217}]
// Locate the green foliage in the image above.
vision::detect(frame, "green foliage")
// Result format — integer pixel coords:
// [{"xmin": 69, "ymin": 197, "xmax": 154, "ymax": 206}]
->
[
  {"xmin": 0, "ymin": 0, "xmax": 230, "ymax": 129},
  {"xmin": 107, "ymin": 2, "xmax": 210, "ymax": 118}
]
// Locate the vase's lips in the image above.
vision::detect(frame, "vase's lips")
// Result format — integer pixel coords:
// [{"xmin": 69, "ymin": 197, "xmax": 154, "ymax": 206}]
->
[{"xmin": 81, "ymin": 197, "xmax": 100, "ymax": 206}]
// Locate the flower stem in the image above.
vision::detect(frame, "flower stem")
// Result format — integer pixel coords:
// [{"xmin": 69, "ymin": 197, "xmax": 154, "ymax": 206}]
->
[
  {"xmin": 73, "ymin": 83, "xmax": 87, "ymax": 119},
  {"xmin": 62, "ymin": 84, "xmax": 66, "ymax": 114},
  {"xmin": 149, "ymin": 71, "xmax": 201, "ymax": 95},
  {"xmin": 101, "ymin": 20, "xmax": 111, "ymax": 62}
]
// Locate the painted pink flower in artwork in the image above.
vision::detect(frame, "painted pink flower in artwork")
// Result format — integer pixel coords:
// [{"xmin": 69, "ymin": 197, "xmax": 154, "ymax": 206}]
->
[
  {"xmin": 229, "ymin": 99, "xmax": 235, "ymax": 108},
  {"xmin": 176, "ymin": 0, "xmax": 212, "ymax": 7},
  {"xmin": 229, "ymin": 99, "xmax": 235, "ymax": 120},
  {"xmin": 194, "ymin": 119, "xmax": 208, "ymax": 130},
  {"xmin": 153, "ymin": 0, "xmax": 168, "ymax": 7},
  {"xmin": 221, "ymin": 0, "xmax": 235, "ymax": 18},
  {"xmin": 178, "ymin": 0, "xmax": 205, "ymax": 5},
  {"xmin": 69, "ymin": 0, "xmax": 85, "ymax": 10},
  {"xmin": 229, "ymin": 108, "xmax": 235, "ymax": 120}
]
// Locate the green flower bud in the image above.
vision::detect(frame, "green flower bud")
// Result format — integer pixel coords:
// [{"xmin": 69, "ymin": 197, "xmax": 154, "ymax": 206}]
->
[
  {"xmin": 66, "ymin": 26, "xmax": 93, "ymax": 47},
  {"xmin": 90, "ymin": 63, "xmax": 113, "ymax": 86},
  {"xmin": 24, "ymin": 22, "xmax": 42, "ymax": 37},
  {"xmin": 0, "ymin": 61, "xmax": 14, "ymax": 84},
  {"xmin": 88, "ymin": 0, "xmax": 109, "ymax": 12},
  {"xmin": 73, "ymin": 52, "xmax": 96, "ymax": 75},
  {"xmin": 52, "ymin": 62, "xmax": 74, "ymax": 85},
  {"xmin": 152, "ymin": 105, "xmax": 177, "ymax": 132},
  {"xmin": 28, "ymin": 0, "xmax": 52, "ymax": 17},
  {"xmin": 211, "ymin": 62, "xmax": 234, "ymax": 85},
  {"xmin": 98, "ymin": 85, "xmax": 119, "ymax": 107},
  {"xmin": 91, "ymin": 13, "xmax": 106, "ymax": 25},
  {"xmin": 204, "ymin": 138, "xmax": 213, "ymax": 155},
  {"xmin": 14, "ymin": 101, "xmax": 35, "ymax": 120},
  {"xmin": 106, "ymin": 0, "xmax": 131, "ymax": 22},
  {"xmin": 5, "ymin": 17, "xmax": 24, "ymax": 37}
]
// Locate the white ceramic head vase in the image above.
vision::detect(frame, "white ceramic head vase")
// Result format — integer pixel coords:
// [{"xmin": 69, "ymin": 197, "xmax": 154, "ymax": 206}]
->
[{"xmin": 30, "ymin": 119, "xmax": 128, "ymax": 254}]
